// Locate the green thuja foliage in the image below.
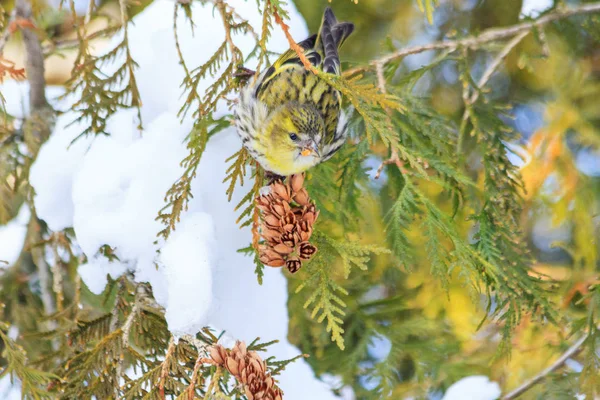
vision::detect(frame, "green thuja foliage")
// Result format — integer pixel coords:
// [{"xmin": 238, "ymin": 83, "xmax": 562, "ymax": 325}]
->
[
  {"xmin": 63, "ymin": 0, "xmax": 141, "ymax": 142},
  {"xmin": 2, "ymin": 0, "xmax": 600, "ymax": 399},
  {"xmin": 0, "ymin": 323, "xmax": 57, "ymax": 398}
]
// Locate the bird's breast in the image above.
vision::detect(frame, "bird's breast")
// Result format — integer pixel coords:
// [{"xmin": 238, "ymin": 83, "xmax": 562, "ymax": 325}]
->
[{"xmin": 260, "ymin": 151, "xmax": 321, "ymax": 176}]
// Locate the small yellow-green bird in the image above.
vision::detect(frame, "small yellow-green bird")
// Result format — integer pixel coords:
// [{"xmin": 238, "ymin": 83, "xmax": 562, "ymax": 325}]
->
[{"xmin": 235, "ymin": 8, "xmax": 354, "ymax": 177}]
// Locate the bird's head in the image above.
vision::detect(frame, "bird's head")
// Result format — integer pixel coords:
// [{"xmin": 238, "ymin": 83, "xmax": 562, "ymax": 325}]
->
[{"xmin": 264, "ymin": 102, "xmax": 324, "ymax": 165}]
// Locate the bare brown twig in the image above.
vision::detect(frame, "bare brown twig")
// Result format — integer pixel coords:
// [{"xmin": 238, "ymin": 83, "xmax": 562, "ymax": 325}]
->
[
  {"xmin": 374, "ymin": 151, "xmax": 404, "ymax": 179},
  {"xmin": 344, "ymin": 2, "xmax": 600, "ymax": 77},
  {"xmin": 464, "ymin": 30, "xmax": 529, "ymax": 117},
  {"xmin": 457, "ymin": 30, "xmax": 529, "ymax": 152},
  {"xmin": 471, "ymin": 30, "xmax": 529, "ymax": 104},
  {"xmin": 502, "ymin": 333, "xmax": 589, "ymax": 399}
]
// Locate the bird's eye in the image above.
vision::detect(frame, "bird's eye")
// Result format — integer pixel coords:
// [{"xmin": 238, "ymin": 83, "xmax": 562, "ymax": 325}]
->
[{"xmin": 289, "ymin": 133, "xmax": 299, "ymax": 141}]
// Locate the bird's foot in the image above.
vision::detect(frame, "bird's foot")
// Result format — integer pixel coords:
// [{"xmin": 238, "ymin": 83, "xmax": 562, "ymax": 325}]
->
[
  {"xmin": 233, "ymin": 66, "xmax": 256, "ymax": 86},
  {"xmin": 264, "ymin": 171, "xmax": 285, "ymax": 186}
]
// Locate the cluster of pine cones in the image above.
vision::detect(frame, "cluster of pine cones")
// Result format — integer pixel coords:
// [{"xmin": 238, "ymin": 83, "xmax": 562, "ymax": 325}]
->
[
  {"xmin": 206, "ymin": 341, "xmax": 283, "ymax": 400},
  {"xmin": 256, "ymin": 174, "xmax": 318, "ymax": 273}
]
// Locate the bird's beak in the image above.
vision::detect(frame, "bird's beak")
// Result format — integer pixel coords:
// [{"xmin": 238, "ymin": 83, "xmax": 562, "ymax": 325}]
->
[{"xmin": 301, "ymin": 140, "xmax": 320, "ymax": 157}]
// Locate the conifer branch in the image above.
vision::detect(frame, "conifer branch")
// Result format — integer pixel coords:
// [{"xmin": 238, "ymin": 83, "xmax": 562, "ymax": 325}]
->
[
  {"xmin": 186, "ymin": 352, "xmax": 204, "ymax": 400},
  {"xmin": 159, "ymin": 337, "xmax": 176, "ymax": 399},
  {"xmin": 116, "ymin": 287, "xmax": 140, "ymax": 395},
  {"xmin": 64, "ymin": 0, "xmax": 142, "ymax": 141},
  {"xmin": 345, "ymin": 2, "xmax": 600, "ymax": 76},
  {"xmin": 122, "ymin": 293, "xmax": 140, "ymax": 350},
  {"xmin": 50, "ymin": 236, "xmax": 64, "ymax": 313},
  {"xmin": 217, "ymin": 0, "xmax": 240, "ymax": 66},
  {"xmin": 502, "ymin": 333, "xmax": 589, "ymax": 399},
  {"xmin": 180, "ymin": 334, "xmax": 207, "ymax": 355},
  {"xmin": 84, "ymin": 0, "xmax": 94, "ymax": 24},
  {"xmin": 173, "ymin": 3, "xmax": 190, "ymax": 77},
  {"xmin": 373, "ymin": 62, "xmax": 404, "ymax": 179},
  {"xmin": 118, "ymin": 0, "xmax": 142, "ymax": 129},
  {"xmin": 0, "ymin": 324, "xmax": 58, "ymax": 397},
  {"xmin": 73, "ymin": 273, "xmax": 82, "ymax": 324},
  {"xmin": 109, "ymin": 278, "xmax": 125, "ymax": 333},
  {"xmin": 31, "ymin": 244, "xmax": 56, "ymax": 325}
]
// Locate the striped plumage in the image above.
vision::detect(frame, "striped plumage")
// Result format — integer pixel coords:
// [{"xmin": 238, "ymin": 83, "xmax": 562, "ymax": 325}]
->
[{"xmin": 235, "ymin": 8, "xmax": 354, "ymax": 176}]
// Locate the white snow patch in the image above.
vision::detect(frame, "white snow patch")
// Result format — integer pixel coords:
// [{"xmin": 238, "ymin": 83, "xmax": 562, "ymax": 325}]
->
[
  {"xmin": 78, "ymin": 257, "xmax": 129, "ymax": 295},
  {"xmin": 30, "ymin": 113, "xmax": 92, "ymax": 232},
  {"xmin": 160, "ymin": 212, "xmax": 216, "ymax": 337},
  {"xmin": 0, "ymin": 205, "xmax": 30, "ymax": 267},
  {"xmin": 7, "ymin": 326, "xmax": 19, "ymax": 340},
  {"xmin": 521, "ymin": 0, "xmax": 553, "ymax": 17},
  {"xmin": 71, "ymin": 110, "xmax": 187, "ymax": 265},
  {"xmin": 443, "ymin": 376, "xmax": 501, "ymax": 400},
  {"xmin": 0, "ymin": 375, "xmax": 21, "ymax": 400},
  {"xmin": 0, "ymin": 81, "xmax": 67, "ymax": 119}
]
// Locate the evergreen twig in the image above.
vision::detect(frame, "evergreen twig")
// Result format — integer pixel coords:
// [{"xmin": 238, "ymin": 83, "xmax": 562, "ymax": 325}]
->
[
  {"xmin": 159, "ymin": 337, "xmax": 176, "ymax": 399},
  {"xmin": 373, "ymin": 62, "xmax": 403, "ymax": 179}
]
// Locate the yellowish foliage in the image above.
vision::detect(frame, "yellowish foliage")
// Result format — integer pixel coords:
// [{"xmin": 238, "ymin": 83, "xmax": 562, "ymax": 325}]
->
[
  {"xmin": 406, "ymin": 270, "xmax": 483, "ymax": 343},
  {"xmin": 495, "ymin": 319, "xmax": 564, "ymax": 390}
]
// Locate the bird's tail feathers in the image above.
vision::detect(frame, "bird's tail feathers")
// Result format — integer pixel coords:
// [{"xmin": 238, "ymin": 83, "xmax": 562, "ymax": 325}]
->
[
  {"xmin": 331, "ymin": 22, "xmax": 354, "ymax": 48},
  {"xmin": 318, "ymin": 7, "xmax": 354, "ymax": 74}
]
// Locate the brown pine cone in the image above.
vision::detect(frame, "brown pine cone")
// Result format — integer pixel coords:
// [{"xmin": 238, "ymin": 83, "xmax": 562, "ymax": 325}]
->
[
  {"xmin": 271, "ymin": 181, "xmax": 292, "ymax": 202},
  {"xmin": 261, "ymin": 227, "xmax": 283, "ymax": 245},
  {"xmin": 293, "ymin": 188, "xmax": 310, "ymax": 207},
  {"xmin": 280, "ymin": 232, "xmax": 297, "ymax": 248},
  {"xmin": 254, "ymin": 173, "xmax": 319, "ymax": 273},
  {"xmin": 298, "ymin": 242, "xmax": 317, "ymax": 260},
  {"xmin": 258, "ymin": 246, "xmax": 286, "ymax": 267},
  {"xmin": 207, "ymin": 341, "xmax": 283, "ymax": 400},
  {"xmin": 289, "ymin": 173, "xmax": 304, "ymax": 193},
  {"xmin": 296, "ymin": 220, "xmax": 313, "ymax": 242},
  {"xmin": 286, "ymin": 257, "xmax": 302, "ymax": 274}
]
